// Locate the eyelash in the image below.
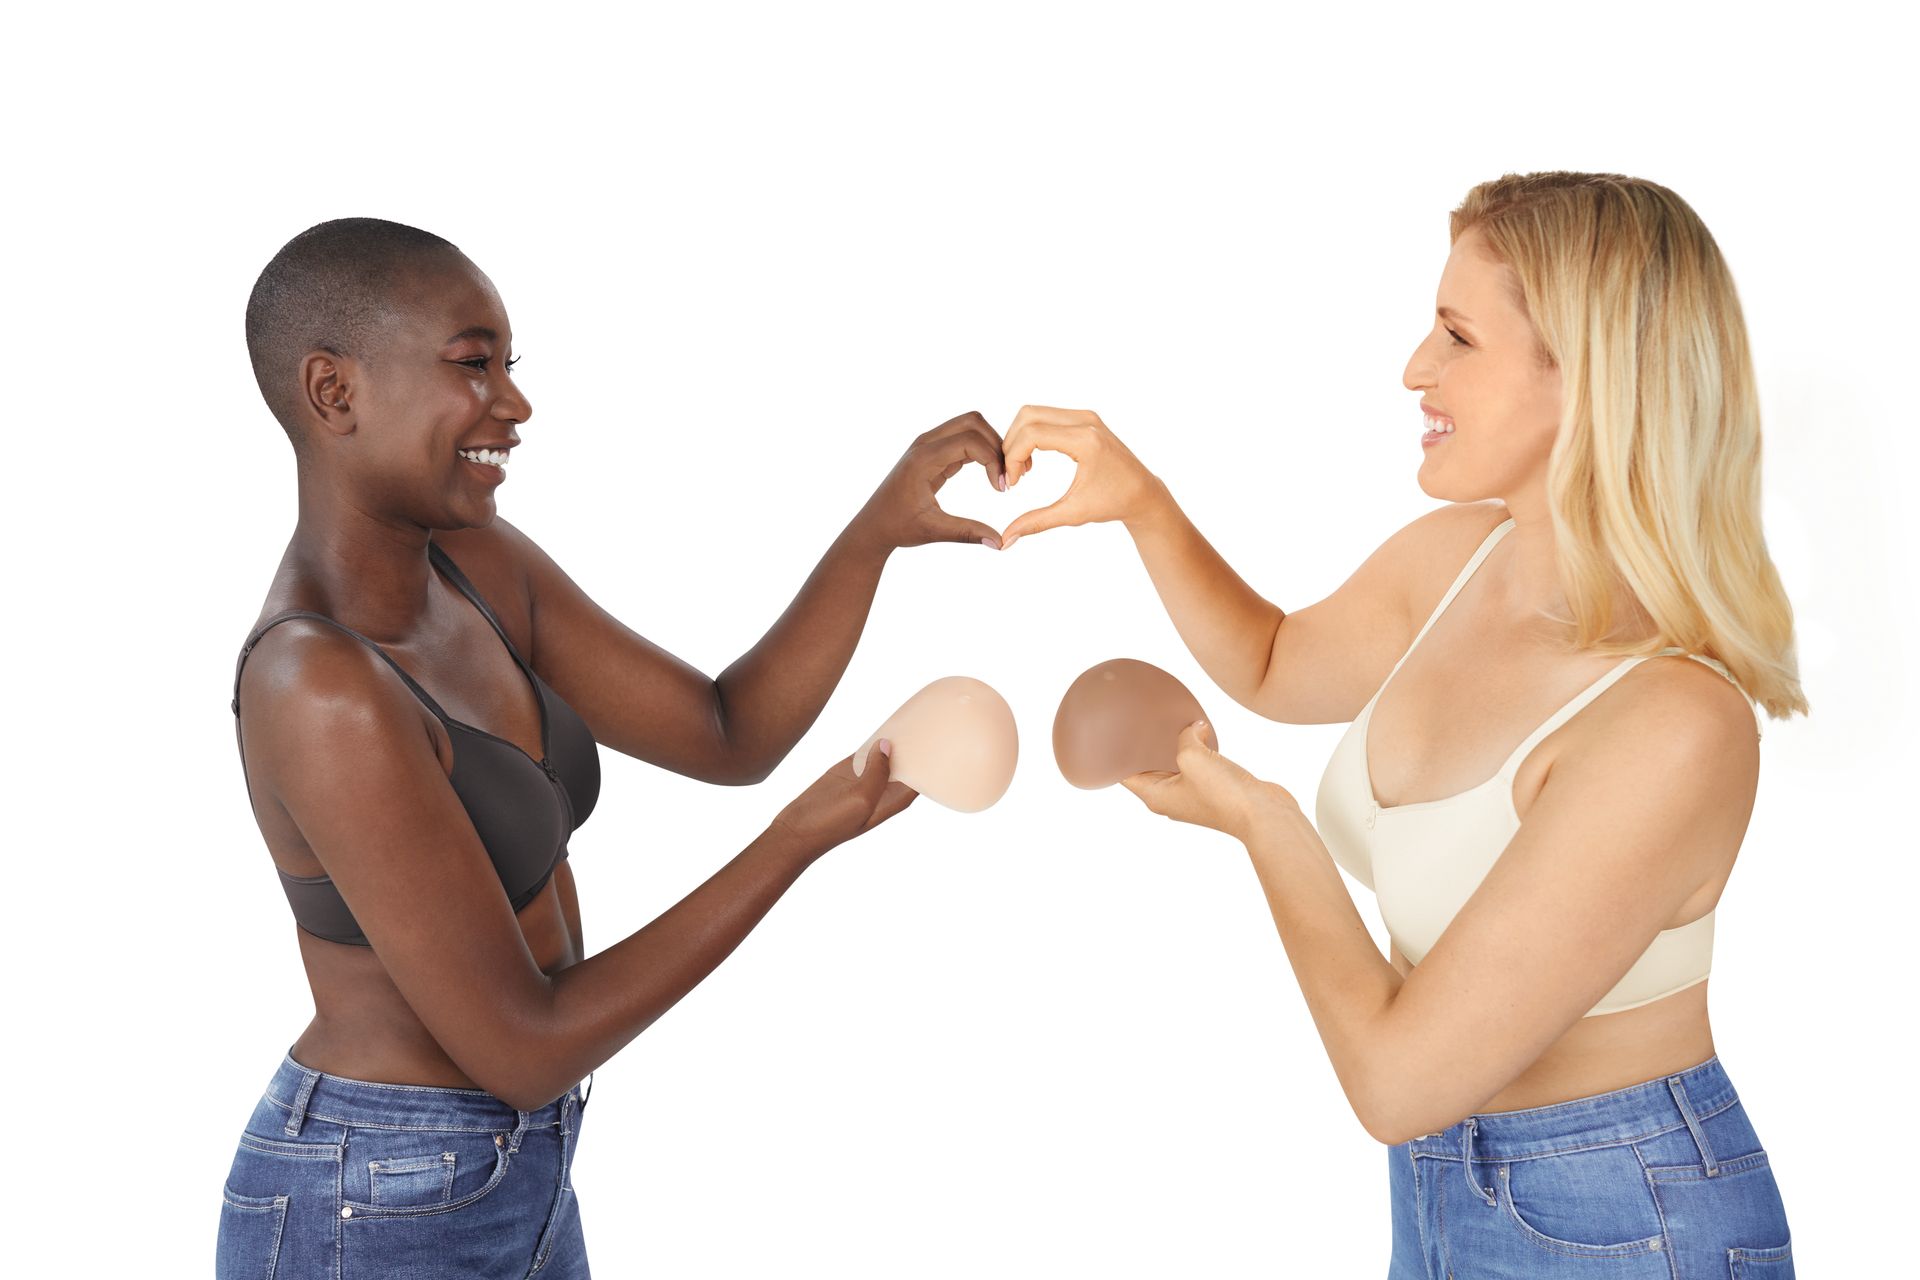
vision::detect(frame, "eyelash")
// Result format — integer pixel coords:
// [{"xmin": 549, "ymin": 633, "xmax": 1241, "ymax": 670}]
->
[
  {"xmin": 1446, "ymin": 328, "xmax": 1468, "ymax": 347},
  {"xmin": 461, "ymin": 355, "xmax": 521, "ymax": 373}
]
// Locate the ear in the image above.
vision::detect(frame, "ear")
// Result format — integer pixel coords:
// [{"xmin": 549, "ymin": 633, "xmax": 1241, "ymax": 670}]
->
[{"xmin": 302, "ymin": 349, "xmax": 358, "ymax": 441}]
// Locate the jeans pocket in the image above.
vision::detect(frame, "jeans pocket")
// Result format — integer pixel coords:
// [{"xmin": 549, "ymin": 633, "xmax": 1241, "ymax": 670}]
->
[
  {"xmin": 1729, "ymin": 1240, "xmax": 1794, "ymax": 1277},
  {"xmin": 341, "ymin": 1125, "xmax": 514, "ymax": 1220},
  {"xmin": 369, "ymin": 1150, "xmax": 458, "ymax": 1206},
  {"xmin": 216, "ymin": 1186, "xmax": 288, "ymax": 1280},
  {"xmin": 1496, "ymin": 1145, "xmax": 1666, "ymax": 1258}
]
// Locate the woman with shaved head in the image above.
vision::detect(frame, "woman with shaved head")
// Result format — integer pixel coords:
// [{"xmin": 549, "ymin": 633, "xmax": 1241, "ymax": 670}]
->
[{"xmin": 216, "ymin": 217, "xmax": 1008, "ymax": 1278}]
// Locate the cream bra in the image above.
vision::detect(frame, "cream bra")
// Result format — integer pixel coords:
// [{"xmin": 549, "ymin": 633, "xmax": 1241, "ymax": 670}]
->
[{"xmin": 1312, "ymin": 517, "xmax": 1764, "ymax": 1017}]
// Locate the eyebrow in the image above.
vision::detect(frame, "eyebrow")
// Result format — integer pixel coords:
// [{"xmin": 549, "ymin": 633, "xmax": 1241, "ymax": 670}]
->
[
  {"xmin": 442, "ymin": 326, "xmax": 504, "ymax": 345},
  {"xmin": 1436, "ymin": 306, "xmax": 1475, "ymax": 326}
]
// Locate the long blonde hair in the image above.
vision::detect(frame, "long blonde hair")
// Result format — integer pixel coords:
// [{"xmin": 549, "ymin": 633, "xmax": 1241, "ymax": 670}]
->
[{"xmin": 1452, "ymin": 172, "xmax": 1807, "ymax": 719}]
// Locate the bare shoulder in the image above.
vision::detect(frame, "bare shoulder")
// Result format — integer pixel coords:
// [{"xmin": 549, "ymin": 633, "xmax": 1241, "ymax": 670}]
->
[
  {"xmin": 1256, "ymin": 500, "xmax": 1511, "ymax": 723},
  {"xmin": 237, "ymin": 619, "xmax": 445, "ymax": 798},
  {"xmin": 1565, "ymin": 652, "xmax": 1762, "ymax": 810},
  {"xmin": 1380, "ymin": 500, "xmax": 1513, "ymax": 628}
]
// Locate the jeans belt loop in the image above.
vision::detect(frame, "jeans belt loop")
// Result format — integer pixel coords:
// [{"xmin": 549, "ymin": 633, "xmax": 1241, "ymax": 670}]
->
[
  {"xmin": 1461, "ymin": 1116, "xmax": 1496, "ymax": 1207},
  {"xmin": 1667, "ymin": 1074, "xmax": 1720, "ymax": 1176},
  {"xmin": 282, "ymin": 1064, "xmax": 321, "ymax": 1138}
]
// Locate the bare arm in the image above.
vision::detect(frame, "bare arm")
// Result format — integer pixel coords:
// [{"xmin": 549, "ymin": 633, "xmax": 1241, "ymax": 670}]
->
[
  {"xmin": 1234, "ymin": 662, "xmax": 1758, "ymax": 1143},
  {"xmin": 503, "ymin": 412, "xmax": 1006, "ymax": 785},
  {"xmin": 243, "ymin": 624, "xmax": 915, "ymax": 1111},
  {"xmin": 999, "ymin": 406, "xmax": 1505, "ymax": 724}
]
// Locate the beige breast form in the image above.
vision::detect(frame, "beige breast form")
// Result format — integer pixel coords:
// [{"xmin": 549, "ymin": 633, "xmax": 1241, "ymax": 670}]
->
[
  {"xmin": 853, "ymin": 676, "xmax": 1018, "ymax": 812},
  {"xmin": 1052, "ymin": 658, "xmax": 1216, "ymax": 789}
]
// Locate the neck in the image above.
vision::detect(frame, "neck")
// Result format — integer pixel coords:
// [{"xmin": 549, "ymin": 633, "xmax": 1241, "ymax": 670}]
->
[
  {"xmin": 286, "ymin": 476, "xmax": 442, "ymax": 644},
  {"xmin": 1492, "ymin": 486, "xmax": 1658, "ymax": 647}
]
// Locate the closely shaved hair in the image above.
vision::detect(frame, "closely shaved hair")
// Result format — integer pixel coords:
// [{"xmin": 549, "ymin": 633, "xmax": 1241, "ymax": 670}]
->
[{"xmin": 245, "ymin": 217, "xmax": 465, "ymax": 459}]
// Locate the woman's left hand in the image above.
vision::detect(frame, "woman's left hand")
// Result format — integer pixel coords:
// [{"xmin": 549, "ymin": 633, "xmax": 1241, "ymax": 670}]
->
[
  {"xmin": 1120, "ymin": 720, "xmax": 1300, "ymax": 842},
  {"xmin": 851, "ymin": 410, "xmax": 1010, "ymax": 552}
]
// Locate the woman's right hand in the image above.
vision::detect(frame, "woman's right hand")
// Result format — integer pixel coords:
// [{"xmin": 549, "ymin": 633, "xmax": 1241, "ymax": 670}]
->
[
  {"xmin": 766, "ymin": 742, "xmax": 919, "ymax": 857},
  {"xmin": 998, "ymin": 405, "xmax": 1168, "ymax": 549}
]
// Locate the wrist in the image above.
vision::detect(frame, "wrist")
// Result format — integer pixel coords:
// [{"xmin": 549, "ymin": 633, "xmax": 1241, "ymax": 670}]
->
[
  {"xmin": 1121, "ymin": 474, "xmax": 1177, "ymax": 538},
  {"xmin": 838, "ymin": 509, "xmax": 895, "ymax": 566},
  {"xmin": 756, "ymin": 821, "xmax": 832, "ymax": 871},
  {"xmin": 1239, "ymin": 787, "xmax": 1312, "ymax": 852}
]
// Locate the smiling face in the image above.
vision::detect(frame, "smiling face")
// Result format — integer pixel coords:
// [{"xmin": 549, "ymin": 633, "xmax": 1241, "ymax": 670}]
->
[
  {"xmin": 1401, "ymin": 225, "xmax": 1563, "ymax": 502},
  {"xmin": 301, "ymin": 255, "xmax": 534, "ymax": 528}
]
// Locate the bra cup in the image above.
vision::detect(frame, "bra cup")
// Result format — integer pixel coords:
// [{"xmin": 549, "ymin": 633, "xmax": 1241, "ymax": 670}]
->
[{"xmin": 538, "ymin": 681, "xmax": 601, "ymax": 828}]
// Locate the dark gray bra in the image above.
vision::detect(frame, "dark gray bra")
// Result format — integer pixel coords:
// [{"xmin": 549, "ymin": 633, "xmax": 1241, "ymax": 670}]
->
[{"xmin": 232, "ymin": 540, "xmax": 600, "ymax": 946}]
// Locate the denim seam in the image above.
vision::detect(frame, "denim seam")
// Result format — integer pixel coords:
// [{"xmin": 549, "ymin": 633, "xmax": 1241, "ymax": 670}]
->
[
  {"xmin": 1458, "ymin": 1057, "xmax": 1724, "ymax": 1121},
  {"xmin": 1408, "ymin": 1148, "xmax": 1431, "ymax": 1279},
  {"xmin": 332, "ymin": 1140, "xmax": 344, "ymax": 1280},
  {"xmin": 1631, "ymin": 1141, "xmax": 1681, "ymax": 1280},
  {"xmin": 368, "ymin": 1151, "xmax": 457, "ymax": 1207},
  {"xmin": 1413, "ymin": 1094, "xmax": 1739, "ymax": 1164},
  {"xmin": 529, "ymin": 1092, "xmax": 576, "ymax": 1276},
  {"xmin": 263, "ymin": 1092, "xmax": 560, "ymax": 1133},
  {"xmin": 219, "ymin": 1191, "xmax": 289, "ymax": 1274},
  {"xmin": 1728, "ymin": 1240, "xmax": 1793, "ymax": 1263},
  {"xmin": 278, "ymin": 1056, "xmax": 501, "ymax": 1096},
  {"xmin": 340, "ymin": 1119, "xmax": 521, "ymax": 1218},
  {"xmin": 239, "ymin": 1132, "xmax": 343, "ymax": 1160},
  {"xmin": 1644, "ymin": 1151, "xmax": 1770, "ymax": 1183}
]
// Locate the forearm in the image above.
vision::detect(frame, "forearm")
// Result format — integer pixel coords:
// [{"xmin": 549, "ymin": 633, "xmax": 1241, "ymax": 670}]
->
[
  {"xmin": 713, "ymin": 518, "xmax": 891, "ymax": 781},
  {"xmin": 1124, "ymin": 478, "xmax": 1286, "ymax": 710},
  {"xmin": 519, "ymin": 825, "xmax": 820, "ymax": 1108},
  {"xmin": 1242, "ymin": 805, "xmax": 1406, "ymax": 1137}
]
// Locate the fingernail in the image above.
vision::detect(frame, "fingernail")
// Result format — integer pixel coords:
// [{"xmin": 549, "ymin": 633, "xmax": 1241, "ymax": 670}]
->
[
  {"xmin": 1002, "ymin": 535, "xmax": 1018, "ymax": 551},
  {"xmin": 981, "ymin": 536, "xmax": 1001, "ymax": 550},
  {"xmin": 996, "ymin": 473, "xmax": 1007, "ymax": 491},
  {"xmin": 878, "ymin": 738, "xmax": 892, "ymax": 758}
]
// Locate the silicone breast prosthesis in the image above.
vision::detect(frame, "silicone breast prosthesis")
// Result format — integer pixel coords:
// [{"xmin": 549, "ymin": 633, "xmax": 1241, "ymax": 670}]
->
[
  {"xmin": 853, "ymin": 676, "xmax": 1019, "ymax": 812},
  {"xmin": 1052, "ymin": 658, "xmax": 1216, "ymax": 788}
]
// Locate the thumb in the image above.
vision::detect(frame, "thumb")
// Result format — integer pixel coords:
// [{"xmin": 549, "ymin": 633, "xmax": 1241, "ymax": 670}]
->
[
  {"xmin": 924, "ymin": 514, "xmax": 1006, "ymax": 549},
  {"xmin": 1000, "ymin": 495, "xmax": 1080, "ymax": 548},
  {"xmin": 1174, "ymin": 719, "xmax": 1216, "ymax": 766},
  {"xmin": 851, "ymin": 738, "xmax": 895, "ymax": 808},
  {"xmin": 1119, "ymin": 769, "xmax": 1174, "ymax": 799}
]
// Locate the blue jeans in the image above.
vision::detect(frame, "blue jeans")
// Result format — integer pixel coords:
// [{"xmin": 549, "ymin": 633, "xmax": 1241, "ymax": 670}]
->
[
  {"xmin": 216, "ymin": 1049, "xmax": 593, "ymax": 1279},
  {"xmin": 1388, "ymin": 1055, "xmax": 1792, "ymax": 1277}
]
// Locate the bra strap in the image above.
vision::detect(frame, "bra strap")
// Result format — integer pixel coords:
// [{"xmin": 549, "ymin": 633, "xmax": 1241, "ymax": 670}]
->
[
  {"xmin": 1495, "ymin": 655, "xmax": 1650, "ymax": 778},
  {"xmin": 232, "ymin": 610, "xmax": 455, "ymax": 724},
  {"xmin": 1381, "ymin": 517, "xmax": 1516, "ymax": 686},
  {"xmin": 1496, "ymin": 647, "xmax": 1764, "ymax": 778},
  {"xmin": 428, "ymin": 541, "xmax": 534, "ymax": 672}
]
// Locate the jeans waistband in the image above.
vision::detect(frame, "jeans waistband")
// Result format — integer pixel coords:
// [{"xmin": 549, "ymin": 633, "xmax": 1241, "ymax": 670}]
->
[
  {"xmin": 1404, "ymin": 1055, "xmax": 1738, "ymax": 1162},
  {"xmin": 265, "ymin": 1048, "xmax": 587, "ymax": 1136}
]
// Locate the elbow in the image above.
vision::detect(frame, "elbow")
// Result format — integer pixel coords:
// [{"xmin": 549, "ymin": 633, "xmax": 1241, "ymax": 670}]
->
[
  {"xmin": 707, "ymin": 751, "xmax": 775, "ymax": 786},
  {"xmin": 1352, "ymin": 1080, "xmax": 1463, "ymax": 1149},
  {"xmin": 1345, "ymin": 1060, "xmax": 1431, "ymax": 1148},
  {"xmin": 1357, "ymin": 1103, "xmax": 1421, "ymax": 1148}
]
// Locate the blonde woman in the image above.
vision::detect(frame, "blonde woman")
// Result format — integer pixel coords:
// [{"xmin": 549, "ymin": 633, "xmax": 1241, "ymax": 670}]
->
[{"xmin": 998, "ymin": 173, "xmax": 1802, "ymax": 1276}]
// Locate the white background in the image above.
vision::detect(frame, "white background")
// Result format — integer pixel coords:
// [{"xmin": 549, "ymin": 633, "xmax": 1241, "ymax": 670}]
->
[{"xmin": 8, "ymin": 2, "xmax": 1912, "ymax": 1275}]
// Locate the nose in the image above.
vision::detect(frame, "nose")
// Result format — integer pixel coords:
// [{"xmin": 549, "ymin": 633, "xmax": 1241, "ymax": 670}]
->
[
  {"xmin": 1403, "ymin": 331, "xmax": 1437, "ymax": 393},
  {"xmin": 496, "ymin": 377, "xmax": 533, "ymax": 427}
]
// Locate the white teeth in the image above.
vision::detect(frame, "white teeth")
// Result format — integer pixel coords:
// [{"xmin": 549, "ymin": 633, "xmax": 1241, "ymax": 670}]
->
[
  {"xmin": 459, "ymin": 449, "xmax": 508, "ymax": 467},
  {"xmin": 1422, "ymin": 416, "xmax": 1455, "ymax": 435}
]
